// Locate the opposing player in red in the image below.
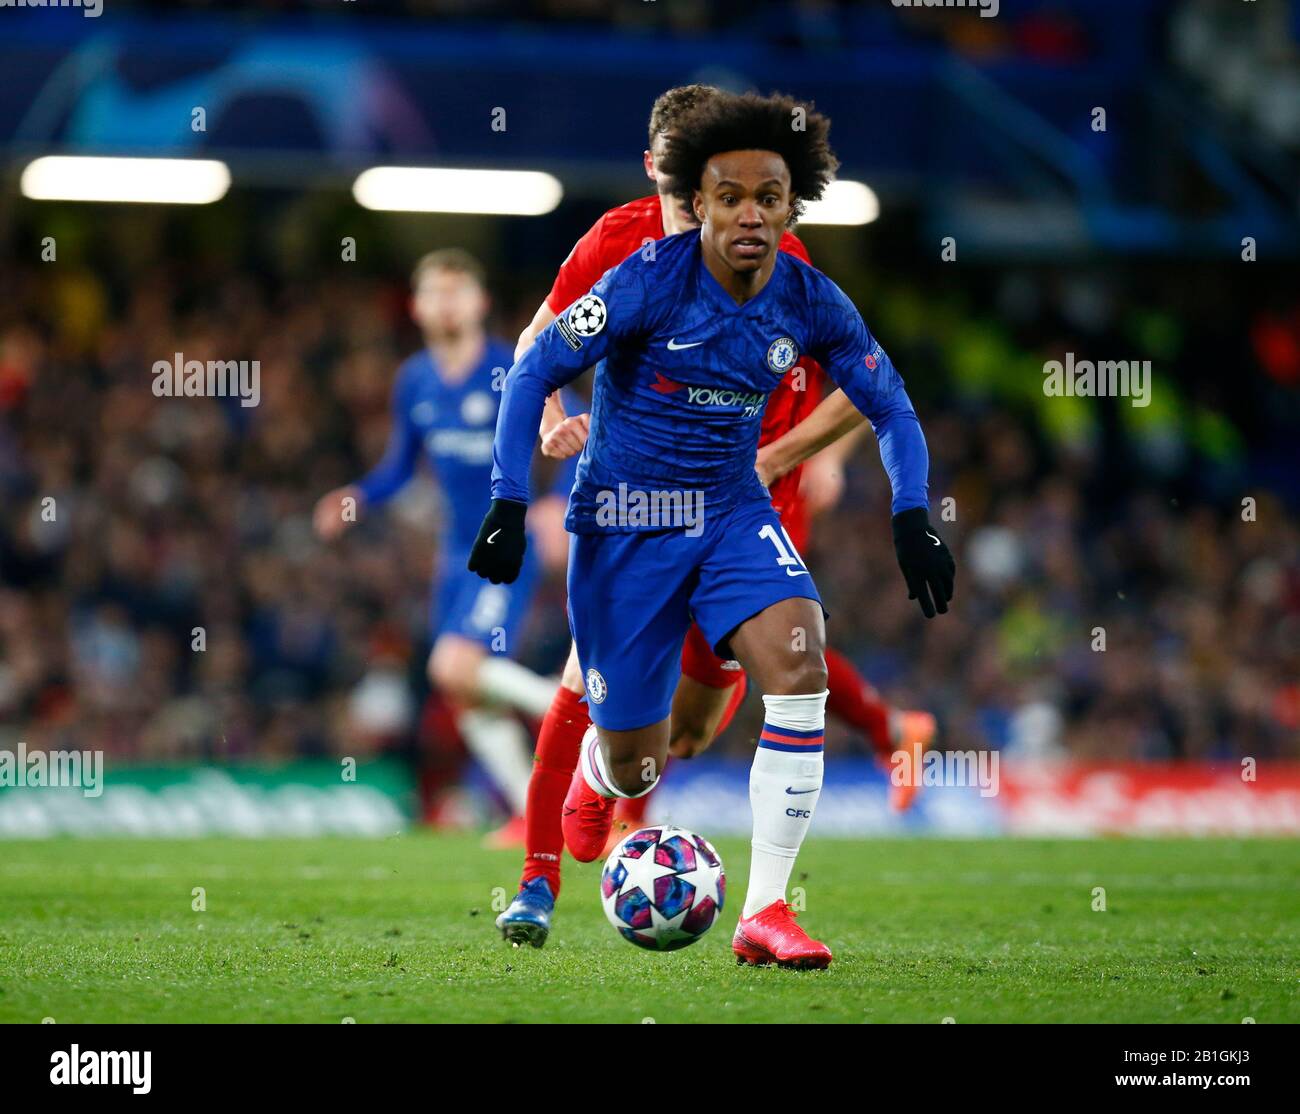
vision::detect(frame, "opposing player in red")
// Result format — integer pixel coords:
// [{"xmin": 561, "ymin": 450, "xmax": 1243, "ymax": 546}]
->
[{"xmin": 496, "ymin": 85, "xmax": 936, "ymax": 951}]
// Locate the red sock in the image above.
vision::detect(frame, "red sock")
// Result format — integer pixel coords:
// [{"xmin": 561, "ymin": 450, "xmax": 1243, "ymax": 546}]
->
[
  {"xmin": 521, "ymin": 685, "xmax": 590, "ymax": 896},
  {"xmin": 825, "ymin": 647, "xmax": 893, "ymax": 759}
]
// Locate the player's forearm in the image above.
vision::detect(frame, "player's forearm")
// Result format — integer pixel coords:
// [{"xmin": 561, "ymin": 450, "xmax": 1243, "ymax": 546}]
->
[
  {"xmin": 515, "ymin": 302, "xmax": 557, "ymax": 362},
  {"xmin": 519, "ymin": 304, "xmax": 572, "ymax": 439},
  {"xmin": 759, "ymin": 389, "xmax": 866, "ymax": 482},
  {"xmin": 873, "ymin": 396, "xmax": 929, "ymax": 514},
  {"xmin": 354, "ymin": 436, "xmax": 418, "ymax": 507},
  {"xmin": 815, "ymin": 414, "xmax": 871, "ymax": 467},
  {"xmin": 491, "ymin": 349, "xmax": 581, "ymax": 504},
  {"xmin": 540, "ymin": 390, "xmax": 568, "ymax": 437}
]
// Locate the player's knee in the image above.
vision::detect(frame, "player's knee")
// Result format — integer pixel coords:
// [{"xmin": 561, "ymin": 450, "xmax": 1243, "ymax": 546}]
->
[
  {"xmin": 767, "ymin": 653, "xmax": 827, "ymax": 697},
  {"xmin": 796, "ymin": 654, "xmax": 829, "ymax": 694},
  {"xmin": 428, "ymin": 644, "xmax": 481, "ymax": 705}
]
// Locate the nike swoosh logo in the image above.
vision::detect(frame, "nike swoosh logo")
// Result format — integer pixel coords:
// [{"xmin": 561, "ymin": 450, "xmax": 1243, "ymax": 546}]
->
[
  {"xmin": 786, "ymin": 569, "xmax": 809, "ymax": 577},
  {"xmin": 487, "ymin": 529, "xmax": 501, "ymax": 544},
  {"xmin": 666, "ymin": 338, "xmax": 704, "ymax": 350},
  {"xmin": 926, "ymin": 532, "xmax": 941, "ymax": 546},
  {"xmin": 785, "ymin": 787, "xmax": 818, "ymax": 795}
]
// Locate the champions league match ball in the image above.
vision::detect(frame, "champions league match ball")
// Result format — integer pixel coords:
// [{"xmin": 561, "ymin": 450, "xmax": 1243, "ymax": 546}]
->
[{"xmin": 600, "ymin": 824, "xmax": 725, "ymax": 951}]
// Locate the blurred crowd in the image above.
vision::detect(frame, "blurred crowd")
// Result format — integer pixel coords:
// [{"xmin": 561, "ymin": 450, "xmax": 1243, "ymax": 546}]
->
[
  {"xmin": 818, "ymin": 259, "xmax": 1300, "ymax": 763},
  {"xmin": 1174, "ymin": 0, "xmax": 1300, "ymax": 151},
  {"xmin": 0, "ymin": 220, "xmax": 1297, "ymax": 789}
]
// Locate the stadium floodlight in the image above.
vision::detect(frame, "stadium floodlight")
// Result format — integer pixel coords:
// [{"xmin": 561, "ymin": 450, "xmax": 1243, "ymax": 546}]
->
[
  {"xmin": 799, "ymin": 179, "xmax": 880, "ymax": 226},
  {"xmin": 352, "ymin": 166, "xmax": 564, "ymax": 215},
  {"xmin": 19, "ymin": 156, "xmax": 232, "ymax": 204}
]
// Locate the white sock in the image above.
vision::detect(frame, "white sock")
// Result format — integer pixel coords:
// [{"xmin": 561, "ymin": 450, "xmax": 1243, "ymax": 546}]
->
[
  {"xmin": 458, "ymin": 709, "xmax": 533, "ymax": 815},
  {"xmin": 477, "ymin": 656, "xmax": 558, "ymax": 719},
  {"xmin": 579, "ymin": 726, "xmax": 659, "ymax": 800},
  {"xmin": 743, "ymin": 690, "xmax": 828, "ymax": 918}
]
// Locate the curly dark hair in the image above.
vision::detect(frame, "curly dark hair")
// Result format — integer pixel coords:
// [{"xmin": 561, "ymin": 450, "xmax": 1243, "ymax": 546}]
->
[
  {"xmin": 658, "ymin": 91, "xmax": 838, "ymax": 225},
  {"xmin": 647, "ymin": 84, "xmax": 722, "ymax": 146}
]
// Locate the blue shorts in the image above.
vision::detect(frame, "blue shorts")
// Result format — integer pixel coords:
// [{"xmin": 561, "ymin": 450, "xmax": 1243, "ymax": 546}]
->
[
  {"xmin": 433, "ymin": 545, "xmax": 539, "ymax": 653},
  {"xmin": 566, "ymin": 495, "xmax": 822, "ymax": 731}
]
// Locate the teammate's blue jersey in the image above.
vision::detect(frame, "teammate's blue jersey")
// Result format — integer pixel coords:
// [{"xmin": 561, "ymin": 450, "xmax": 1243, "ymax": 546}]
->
[
  {"xmin": 491, "ymin": 229, "xmax": 929, "ymax": 533},
  {"xmin": 358, "ymin": 338, "xmax": 575, "ymax": 551}
]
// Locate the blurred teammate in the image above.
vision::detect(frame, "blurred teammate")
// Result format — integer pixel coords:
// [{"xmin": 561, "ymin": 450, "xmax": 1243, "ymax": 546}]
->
[
  {"xmin": 477, "ymin": 91, "xmax": 954, "ymax": 967},
  {"xmin": 494, "ymin": 86, "xmax": 936, "ymax": 949},
  {"xmin": 314, "ymin": 250, "xmax": 565, "ymax": 843}
]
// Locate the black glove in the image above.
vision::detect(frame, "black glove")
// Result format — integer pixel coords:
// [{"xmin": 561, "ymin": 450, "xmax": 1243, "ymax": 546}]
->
[
  {"xmin": 892, "ymin": 507, "xmax": 955, "ymax": 619},
  {"xmin": 467, "ymin": 499, "xmax": 528, "ymax": 585}
]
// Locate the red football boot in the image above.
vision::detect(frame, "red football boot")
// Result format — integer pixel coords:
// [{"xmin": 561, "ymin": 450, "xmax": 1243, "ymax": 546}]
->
[
  {"xmin": 561, "ymin": 729, "xmax": 617, "ymax": 862},
  {"xmin": 602, "ymin": 783, "xmax": 656, "ymax": 856},
  {"xmin": 733, "ymin": 900, "xmax": 833, "ymax": 970},
  {"xmin": 481, "ymin": 814, "xmax": 527, "ymax": 850}
]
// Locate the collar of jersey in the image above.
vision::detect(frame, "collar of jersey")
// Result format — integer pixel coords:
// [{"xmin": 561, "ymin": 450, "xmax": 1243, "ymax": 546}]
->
[
  {"xmin": 695, "ymin": 243, "xmax": 783, "ymax": 315},
  {"xmin": 420, "ymin": 338, "xmax": 499, "ymax": 389}
]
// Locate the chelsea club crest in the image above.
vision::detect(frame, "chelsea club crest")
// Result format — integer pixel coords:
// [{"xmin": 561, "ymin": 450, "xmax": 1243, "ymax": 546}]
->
[{"xmin": 766, "ymin": 336, "xmax": 799, "ymax": 375}]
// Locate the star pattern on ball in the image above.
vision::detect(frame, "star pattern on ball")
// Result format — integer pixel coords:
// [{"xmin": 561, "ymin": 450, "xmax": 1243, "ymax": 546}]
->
[
  {"xmin": 615, "ymin": 840, "xmax": 681, "ymax": 902},
  {"xmin": 676, "ymin": 853, "xmax": 720, "ymax": 912},
  {"xmin": 645, "ymin": 903, "xmax": 697, "ymax": 949}
]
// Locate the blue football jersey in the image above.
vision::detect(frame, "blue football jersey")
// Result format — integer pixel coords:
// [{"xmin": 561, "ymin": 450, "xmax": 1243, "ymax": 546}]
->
[
  {"xmin": 492, "ymin": 230, "xmax": 928, "ymax": 533},
  {"xmin": 358, "ymin": 338, "xmax": 572, "ymax": 551}
]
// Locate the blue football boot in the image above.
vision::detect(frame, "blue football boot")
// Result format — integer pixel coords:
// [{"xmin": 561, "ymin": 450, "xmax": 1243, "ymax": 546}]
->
[{"xmin": 496, "ymin": 877, "xmax": 555, "ymax": 948}]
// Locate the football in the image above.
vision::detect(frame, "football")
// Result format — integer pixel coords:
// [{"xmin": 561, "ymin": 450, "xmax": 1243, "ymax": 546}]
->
[{"xmin": 600, "ymin": 824, "xmax": 725, "ymax": 951}]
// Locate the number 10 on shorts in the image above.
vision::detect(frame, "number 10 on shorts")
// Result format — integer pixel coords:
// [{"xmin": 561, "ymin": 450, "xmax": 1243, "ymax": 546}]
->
[{"xmin": 759, "ymin": 523, "xmax": 809, "ymax": 578}]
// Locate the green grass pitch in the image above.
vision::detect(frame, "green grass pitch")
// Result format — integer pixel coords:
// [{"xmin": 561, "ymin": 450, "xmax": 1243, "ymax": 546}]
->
[{"xmin": 0, "ymin": 834, "xmax": 1296, "ymax": 1023}]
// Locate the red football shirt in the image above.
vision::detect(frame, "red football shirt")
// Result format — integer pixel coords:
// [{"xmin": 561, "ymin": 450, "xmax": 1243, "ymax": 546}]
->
[{"xmin": 544, "ymin": 195, "xmax": 823, "ymax": 550}]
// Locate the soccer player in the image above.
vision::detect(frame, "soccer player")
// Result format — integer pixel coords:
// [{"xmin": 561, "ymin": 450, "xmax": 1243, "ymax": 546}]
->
[
  {"xmin": 473, "ymin": 92, "xmax": 955, "ymax": 968},
  {"xmin": 314, "ymin": 249, "xmax": 565, "ymax": 842},
  {"xmin": 494, "ymin": 85, "xmax": 935, "ymax": 950}
]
